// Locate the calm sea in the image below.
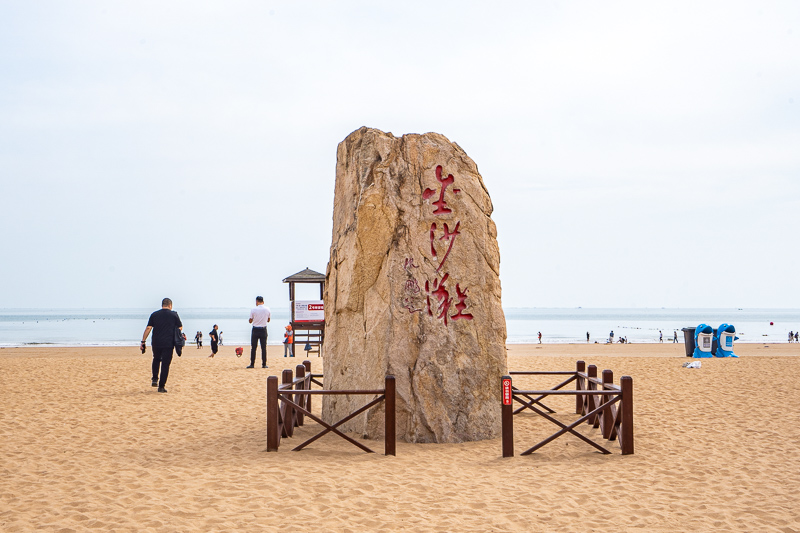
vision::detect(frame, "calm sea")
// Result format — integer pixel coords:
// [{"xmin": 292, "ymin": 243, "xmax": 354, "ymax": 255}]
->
[{"xmin": 0, "ymin": 308, "xmax": 798, "ymax": 348}]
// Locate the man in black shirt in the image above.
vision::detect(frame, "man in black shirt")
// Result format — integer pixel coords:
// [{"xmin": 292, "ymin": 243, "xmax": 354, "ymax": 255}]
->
[
  {"xmin": 208, "ymin": 324, "xmax": 219, "ymax": 358},
  {"xmin": 141, "ymin": 298, "xmax": 183, "ymax": 393}
]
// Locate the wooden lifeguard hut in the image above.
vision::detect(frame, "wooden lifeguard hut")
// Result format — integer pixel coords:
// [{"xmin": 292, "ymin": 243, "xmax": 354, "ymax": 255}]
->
[{"xmin": 282, "ymin": 267, "xmax": 326, "ymax": 357}]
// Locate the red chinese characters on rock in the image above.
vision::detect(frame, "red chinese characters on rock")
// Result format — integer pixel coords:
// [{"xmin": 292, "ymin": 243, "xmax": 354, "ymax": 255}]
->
[
  {"xmin": 425, "ymin": 274, "xmax": 453, "ymax": 325},
  {"xmin": 403, "ymin": 297, "xmax": 423, "ymax": 314},
  {"xmin": 402, "ymin": 258, "xmax": 424, "ymax": 314},
  {"xmin": 405, "ymin": 278, "xmax": 420, "ymax": 294},
  {"xmin": 419, "ymin": 165, "xmax": 474, "ymax": 325},
  {"xmin": 422, "ymin": 165, "xmax": 461, "ymax": 215},
  {"xmin": 423, "ymin": 276, "xmax": 473, "ymax": 325},
  {"xmin": 451, "ymin": 283, "xmax": 473, "ymax": 321},
  {"xmin": 430, "ymin": 221, "xmax": 461, "ymax": 273},
  {"xmin": 403, "ymin": 257, "xmax": 420, "ymax": 271}
]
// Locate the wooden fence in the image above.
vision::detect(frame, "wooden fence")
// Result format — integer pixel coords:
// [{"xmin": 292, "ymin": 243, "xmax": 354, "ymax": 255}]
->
[
  {"xmin": 502, "ymin": 360, "xmax": 634, "ymax": 457},
  {"xmin": 266, "ymin": 360, "xmax": 396, "ymax": 455}
]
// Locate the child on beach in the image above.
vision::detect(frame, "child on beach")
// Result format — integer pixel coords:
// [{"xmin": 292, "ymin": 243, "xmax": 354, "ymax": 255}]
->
[
  {"xmin": 195, "ymin": 331, "xmax": 202, "ymax": 348},
  {"xmin": 284, "ymin": 324, "xmax": 294, "ymax": 357}
]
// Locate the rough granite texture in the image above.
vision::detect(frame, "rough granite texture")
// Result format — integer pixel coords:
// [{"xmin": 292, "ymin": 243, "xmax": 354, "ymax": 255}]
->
[{"xmin": 322, "ymin": 127, "xmax": 507, "ymax": 443}]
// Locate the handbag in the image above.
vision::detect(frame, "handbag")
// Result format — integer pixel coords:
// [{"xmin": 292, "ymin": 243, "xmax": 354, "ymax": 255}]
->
[{"xmin": 174, "ymin": 327, "xmax": 186, "ymax": 356}]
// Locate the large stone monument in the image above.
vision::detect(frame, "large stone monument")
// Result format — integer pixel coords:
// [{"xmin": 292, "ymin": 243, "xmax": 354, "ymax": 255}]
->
[{"xmin": 322, "ymin": 127, "xmax": 507, "ymax": 443}]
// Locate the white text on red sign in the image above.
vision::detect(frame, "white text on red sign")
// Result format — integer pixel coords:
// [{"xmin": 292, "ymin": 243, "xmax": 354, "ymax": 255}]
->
[{"xmin": 502, "ymin": 379, "xmax": 512, "ymax": 405}]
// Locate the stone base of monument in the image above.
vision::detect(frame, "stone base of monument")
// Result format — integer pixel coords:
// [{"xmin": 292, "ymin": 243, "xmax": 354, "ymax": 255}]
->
[{"xmin": 322, "ymin": 127, "xmax": 508, "ymax": 443}]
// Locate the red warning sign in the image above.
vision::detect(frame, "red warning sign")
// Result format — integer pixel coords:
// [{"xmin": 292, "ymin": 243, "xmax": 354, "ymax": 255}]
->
[{"xmin": 502, "ymin": 378, "xmax": 512, "ymax": 405}]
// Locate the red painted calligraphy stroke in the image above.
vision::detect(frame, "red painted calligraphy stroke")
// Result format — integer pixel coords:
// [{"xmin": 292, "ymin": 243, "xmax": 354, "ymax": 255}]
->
[
  {"xmin": 430, "ymin": 223, "xmax": 437, "ymax": 257},
  {"xmin": 436, "ymin": 221, "xmax": 461, "ymax": 273},
  {"xmin": 451, "ymin": 283, "xmax": 474, "ymax": 321},
  {"xmin": 422, "ymin": 165, "xmax": 456, "ymax": 215}
]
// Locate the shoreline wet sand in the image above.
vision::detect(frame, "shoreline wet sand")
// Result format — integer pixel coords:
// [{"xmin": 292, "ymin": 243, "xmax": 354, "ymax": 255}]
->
[{"xmin": 2, "ymin": 344, "xmax": 799, "ymax": 531}]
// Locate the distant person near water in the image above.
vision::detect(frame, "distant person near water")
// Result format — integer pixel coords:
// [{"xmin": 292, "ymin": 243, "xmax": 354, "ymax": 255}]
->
[
  {"xmin": 140, "ymin": 298, "xmax": 182, "ymax": 393},
  {"xmin": 248, "ymin": 296, "xmax": 271, "ymax": 368},
  {"xmin": 796, "ymin": 332, "xmax": 799, "ymax": 343},
  {"xmin": 284, "ymin": 324, "xmax": 294, "ymax": 357},
  {"xmin": 538, "ymin": 331, "xmax": 542, "ymax": 344},
  {"xmin": 586, "ymin": 331, "xmax": 590, "ymax": 343},
  {"xmin": 609, "ymin": 330, "xmax": 614, "ymax": 343},
  {"xmin": 659, "ymin": 330, "xmax": 663, "ymax": 343},
  {"xmin": 790, "ymin": 331, "xmax": 795, "ymax": 343},
  {"xmin": 218, "ymin": 331, "xmax": 223, "ymax": 346},
  {"xmin": 208, "ymin": 324, "xmax": 219, "ymax": 358},
  {"xmin": 195, "ymin": 331, "xmax": 202, "ymax": 349},
  {"xmin": 673, "ymin": 331, "xmax": 678, "ymax": 343}
]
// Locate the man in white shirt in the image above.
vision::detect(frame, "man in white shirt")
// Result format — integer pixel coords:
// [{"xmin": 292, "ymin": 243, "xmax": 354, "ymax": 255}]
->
[{"xmin": 248, "ymin": 296, "xmax": 271, "ymax": 368}]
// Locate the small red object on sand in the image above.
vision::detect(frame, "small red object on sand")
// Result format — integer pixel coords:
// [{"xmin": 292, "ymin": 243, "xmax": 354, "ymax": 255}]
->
[{"xmin": 235, "ymin": 347, "xmax": 243, "ymax": 357}]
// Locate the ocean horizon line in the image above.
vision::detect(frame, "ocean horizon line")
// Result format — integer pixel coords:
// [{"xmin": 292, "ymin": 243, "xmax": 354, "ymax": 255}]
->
[
  {"xmin": 2, "ymin": 307, "xmax": 798, "ymax": 348},
  {"xmin": 3, "ymin": 306, "xmax": 800, "ymax": 311}
]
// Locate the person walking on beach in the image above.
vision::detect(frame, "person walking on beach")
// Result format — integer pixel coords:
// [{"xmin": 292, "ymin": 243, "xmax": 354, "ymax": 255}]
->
[
  {"xmin": 283, "ymin": 324, "xmax": 294, "ymax": 357},
  {"xmin": 586, "ymin": 331, "xmax": 590, "ymax": 343},
  {"xmin": 659, "ymin": 330, "xmax": 663, "ymax": 343},
  {"xmin": 673, "ymin": 330, "xmax": 678, "ymax": 343},
  {"xmin": 789, "ymin": 331, "xmax": 794, "ymax": 343},
  {"xmin": 218, "ymin": 331, "xmax": 223, "ymax": 346},
  {"xmin": 795, "ymin": 332, "xmax": 798, "ymax": 343},
  {"xmin": 609, "ymin": 330, "xmax": 614, "ymax": 344},
  {"xmin": 248, "ymin": 296, "xmax": 271, "ymax": 368},
  {"xmin": 195, "ymin": 331, "xmax": 202, "ymax": 349},
  {"xmin": 140, "ymin": 298, "xmax": 182, "ymax": 393},
  {"xmin": 537, "ymin": 331, "xmax": 542, "ymax": 344},
  {"xmin": 208, "ymin": 324, "xmax": 219, "ymax": 358}
]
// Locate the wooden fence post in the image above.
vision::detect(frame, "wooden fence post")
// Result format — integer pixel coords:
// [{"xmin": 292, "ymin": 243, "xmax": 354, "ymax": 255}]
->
[
  {"xmin": 601, "ymin": 369, "xmax": 614, "ymax": 439},
  {"xmin": 282, "ymin": 369, "xmax": 294, "ymax": 437},
  {"xmin": 303, "ymin": 360, "xmax": 312, "ymax": 413},
  {"xmin": 267, "ymin": 376, "xmax": 279, "ymax": 451},
  {"xmin": 295, "ymin": 364, "xmax": 306, "ymax": 427},
  {"xmin": 587, "ymin": 365, "xmax": 598, "ymax": 426},
  {"xmin": 576, "ymin": 360, "xmax": 585, "ymax": 414},
  {"xmin": 620, "ymin": 376, "xmax": 634, "ymax": 455},
  {"xmin": 502, "ymin": 375, "xmax": 514, "ymax": 458},
  {"xmin": 384, "ymin": 375, "xmax": 396, "ymax": 456}
]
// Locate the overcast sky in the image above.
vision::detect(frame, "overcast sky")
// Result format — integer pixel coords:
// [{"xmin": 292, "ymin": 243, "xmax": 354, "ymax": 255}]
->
[{"xmin": 1, "ymin": 1, "xmax": 798, "ymax": 310}]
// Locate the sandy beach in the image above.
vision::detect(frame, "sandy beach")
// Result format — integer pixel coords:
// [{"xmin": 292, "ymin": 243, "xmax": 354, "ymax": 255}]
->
[{"xmin": 2, "ymin": 343, "xmax": 799, "ymax": 532}]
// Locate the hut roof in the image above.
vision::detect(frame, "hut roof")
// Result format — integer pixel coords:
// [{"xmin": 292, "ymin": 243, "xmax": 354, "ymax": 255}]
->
[{"xmin": 282, "ymin": 267, "xmax": 326, "ymax": 283}]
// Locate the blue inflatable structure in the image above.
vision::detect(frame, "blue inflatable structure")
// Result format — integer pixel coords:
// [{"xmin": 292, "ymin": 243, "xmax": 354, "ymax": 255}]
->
[
  {"xmin": 693, "ymin": 324, "xmax": 714, "ymax": 358},
  {"xmin": 715, "ymin": 323, "xmax": 739, "ymax": 358}
]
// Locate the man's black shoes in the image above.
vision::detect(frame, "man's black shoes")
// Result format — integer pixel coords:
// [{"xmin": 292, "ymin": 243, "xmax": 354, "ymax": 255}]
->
[
  {"xmin": 246, "ymin": 364, "xmax": 254, "ymax": 368},
  {"xmin": 151, "ymin": 379, "xmax": 158, "ymax": 387},
  {"xmin": 262, "ymin": 364, "xmax": 268, "ymax": 368},
  {"xmin": 157, "ymin": 387, "xmax": 167, "ymax": 393}
]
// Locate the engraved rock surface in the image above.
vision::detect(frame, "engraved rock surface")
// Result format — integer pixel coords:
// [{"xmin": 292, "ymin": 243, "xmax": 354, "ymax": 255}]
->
[{"xmin": 322, "ymin": 127, "xmax": 507, "ymax": 443}]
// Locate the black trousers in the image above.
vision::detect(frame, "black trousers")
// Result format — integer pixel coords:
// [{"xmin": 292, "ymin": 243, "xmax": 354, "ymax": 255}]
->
[
  {"xmin": 251, "ymin": 327, "xmax": 267, "ymax": 365},
  {"xmin": 210, "ymin": 340, "xmax": 218, "ymax": 354},
  {"xmin": 151, "ymin": 346, "xmax": 174, "ymax": 387}
]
